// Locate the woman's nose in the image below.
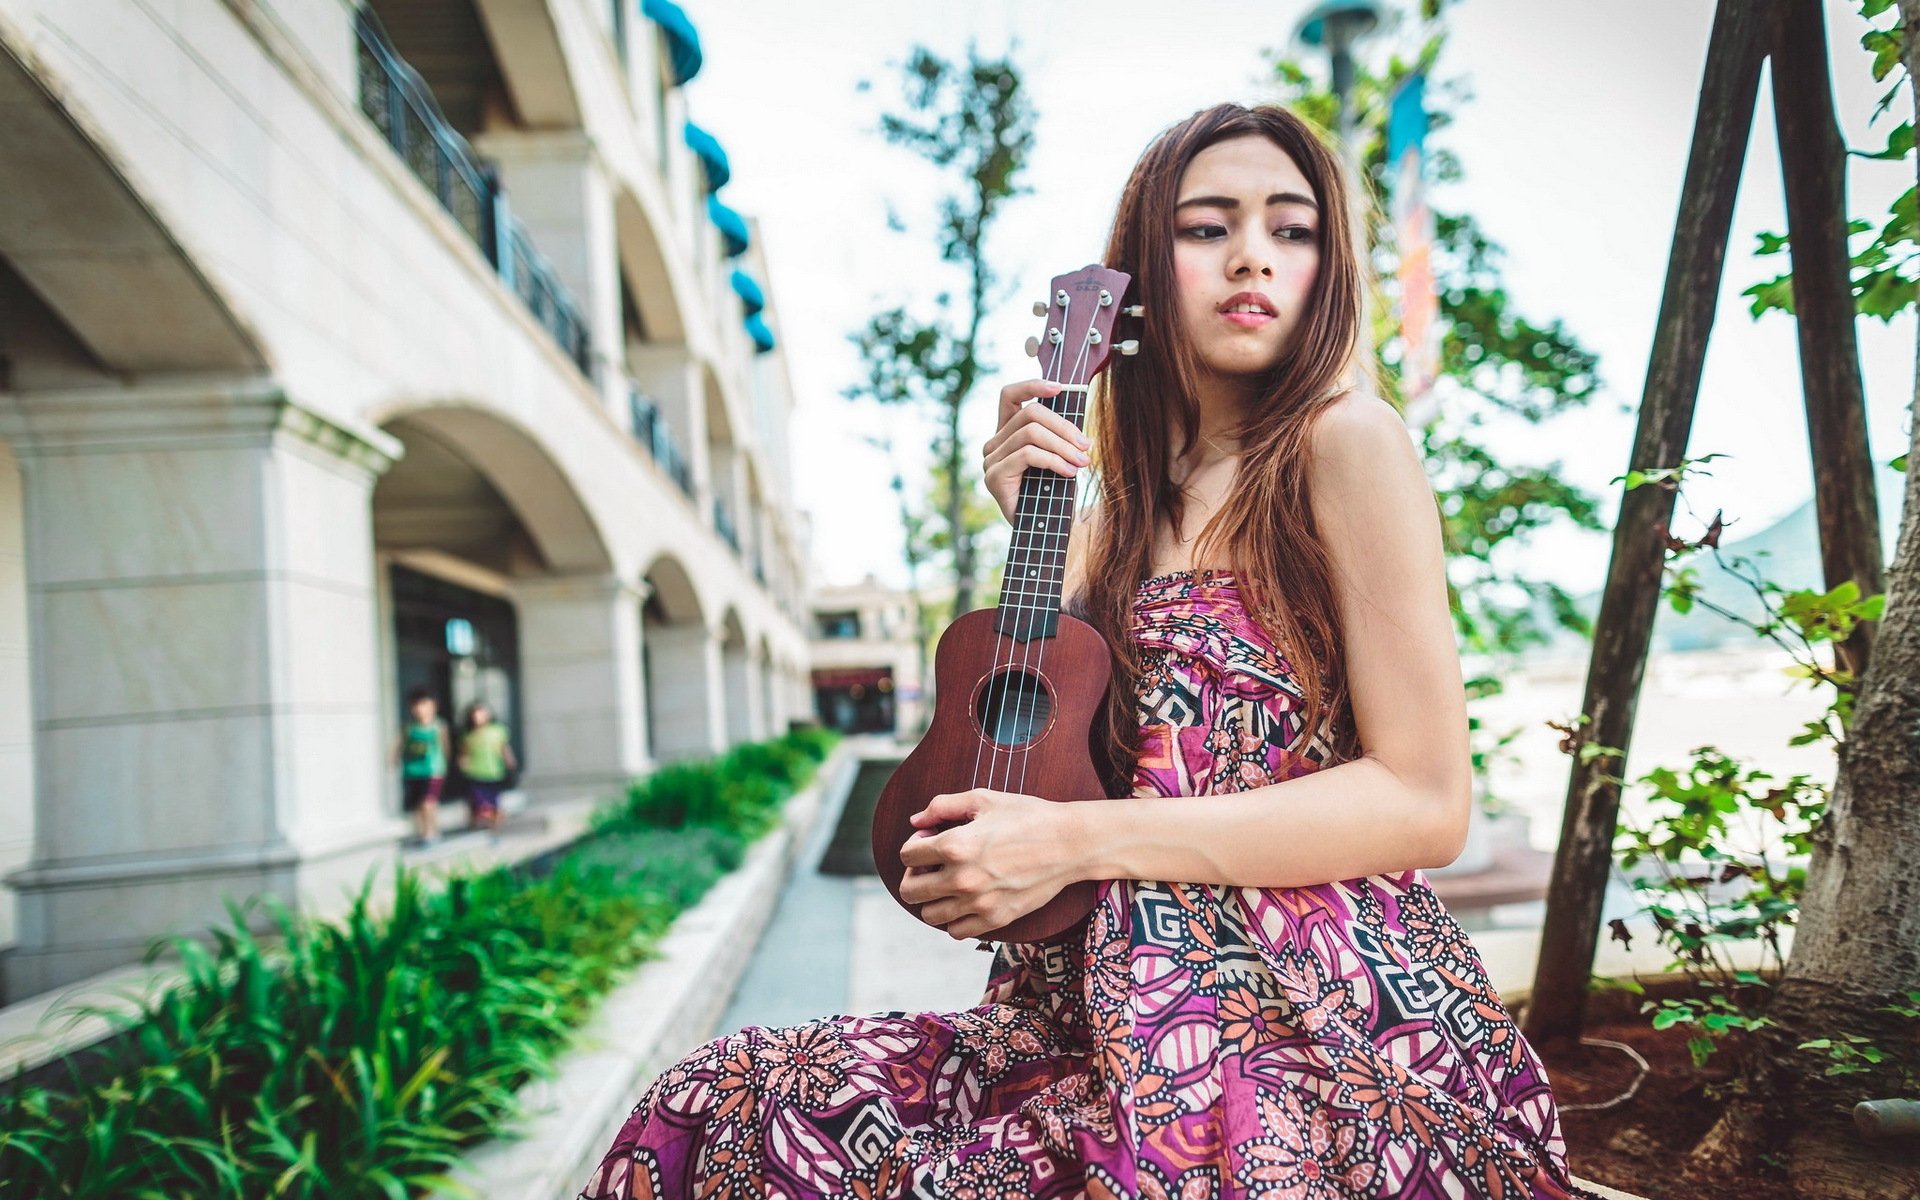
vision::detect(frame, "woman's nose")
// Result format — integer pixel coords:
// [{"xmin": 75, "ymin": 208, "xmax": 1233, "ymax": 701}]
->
[{"xmin": 1229, "ymin": 235, "xmax": 1275, "ymax": 279}]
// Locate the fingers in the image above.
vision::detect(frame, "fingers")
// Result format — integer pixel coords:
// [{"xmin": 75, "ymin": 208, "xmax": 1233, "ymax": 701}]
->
[
  {"xmin": 902, "ymin": 869, "xmax": 956, "ymax": 908},
  {"xmin": 996, "ymin": 378, "xmax": 1066, "ymax": 431},
  {"xmin": 984, "ymin": 381, "xmax": 1093, "ymax": 524},
  {"xmin": 984, "ymin": 382, "xmax": 1091, "ymax": 463},
  {"xmin": 899, "ymin": 831, "xmax": 943, "ymax": 870},
  {"xmin": 915, "ymin": 791, "xmax": 981, "ymax": 827},
  {"xmin": 942, "ymin": 916, "xmax": 991, "ymax": 941}
]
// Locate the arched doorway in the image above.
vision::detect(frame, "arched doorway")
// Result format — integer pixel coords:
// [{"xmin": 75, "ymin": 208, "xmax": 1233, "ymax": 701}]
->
[{"xmin": 373, "ymin": 405, "xmax": 632, "ymax": 805}]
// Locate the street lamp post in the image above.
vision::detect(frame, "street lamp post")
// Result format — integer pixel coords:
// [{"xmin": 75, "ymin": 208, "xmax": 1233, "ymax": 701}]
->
[
  {"xmin": 1297, "ymin": 1, "xmax": 1384, "ymax": 146},
  {"xmin": 1296, "ymin": 1, "xmax": 1385, "ymax": 371}
]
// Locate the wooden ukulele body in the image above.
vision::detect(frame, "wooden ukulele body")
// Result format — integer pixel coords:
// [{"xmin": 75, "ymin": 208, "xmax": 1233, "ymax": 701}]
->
[
  {"xmin": 869, "ymin": 261, "xmax": 1136, "ymax": 946},
  {"xmin": 869, "ymin": 605, "xmax": 1111, "ymax": 944}
]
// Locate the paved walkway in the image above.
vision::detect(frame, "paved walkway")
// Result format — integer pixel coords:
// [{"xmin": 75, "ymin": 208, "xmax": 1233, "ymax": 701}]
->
[{"xmin": 719, "ymin": 769, "xmax": 1700, "ymax": 1033}]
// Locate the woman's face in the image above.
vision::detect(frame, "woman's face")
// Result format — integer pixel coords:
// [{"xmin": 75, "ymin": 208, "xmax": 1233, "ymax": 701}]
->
[{"xmin": 1170, "ymin": 134, "xmax": 1323, "ymax": 380}]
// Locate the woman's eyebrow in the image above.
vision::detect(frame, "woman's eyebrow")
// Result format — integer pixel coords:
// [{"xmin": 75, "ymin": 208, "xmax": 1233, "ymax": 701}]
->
[{"xmin": 1175, "ymin": 192, "xmax": 1319, "ymax": 211}]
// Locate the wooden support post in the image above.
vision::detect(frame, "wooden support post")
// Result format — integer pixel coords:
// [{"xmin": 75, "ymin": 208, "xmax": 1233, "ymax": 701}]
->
[
  {"xmin": 1773, "ymin": 0, "xmax": 1885, "ymax": 677},
  {"xmin": 1522, "ymin": 0, "xmax": 1779, "ymax": 1048}
]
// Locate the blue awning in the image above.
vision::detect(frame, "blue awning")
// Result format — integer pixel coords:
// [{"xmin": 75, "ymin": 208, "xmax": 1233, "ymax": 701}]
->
[
  {"xmin": 683, "ymin": 121, "xmax": 730, "ymax": 192},
  {"xmin": 707, "ymin": 195, "xmax": 750, "ymax": 257},
  {"xmin": 744, "ymin": 312, "xmax": 776, "ymax": 354},
  {"xmin": 642, "ymin": 0, "xmax": 703, "ymax": 85},
  {"xmin": 730, "ymin": 268, "xmax": 765, "ymax": 314}
]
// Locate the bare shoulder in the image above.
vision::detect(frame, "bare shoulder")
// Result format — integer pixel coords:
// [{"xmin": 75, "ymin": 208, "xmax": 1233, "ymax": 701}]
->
[
  {"xmin": 1309, "ymin": 392, "xmax": 1415, "ymax": 469},
  {"xmin": 1305, "ymin": 387, "xmax": 1428, "ymax": 529}
]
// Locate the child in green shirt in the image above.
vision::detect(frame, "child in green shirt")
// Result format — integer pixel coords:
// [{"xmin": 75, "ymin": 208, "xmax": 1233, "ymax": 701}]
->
[
  {"xmin": 459, "ymin": 702, "xmax": 517, "ymax": 836},
  {"xmin": 391, "ymin": 687, "xmax": 449, "ymax": 846}
]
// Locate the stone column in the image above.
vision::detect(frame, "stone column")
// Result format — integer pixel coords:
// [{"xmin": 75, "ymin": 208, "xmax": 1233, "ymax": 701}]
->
[
  {"xmin": 510, "ymin": 573, "xmax": 650, "ymax": 801},
  {"xmin": 645, "ymin": 617, "xmax": 724, "ymax": 762},
  {"xmin": 0, "ymin": 440, "xmax": 31, "ymax": 953},
  {"xmin": 758, "ymin": 655, "xmax": 779, "ymax": 742},
  {"xmin": 0, "ymin": 382, "xmax": 399, "ymax": 999},
  {"xmin": 722, "ymin": 638, "xmax": 759, "ymax": 745},
  {"xmin": 472, "ymin": 130, "xmax": 623, "ymax": 420},
  {"xmin": 626, "ymin": 342, "xmax": 707, "ymax": 499}
]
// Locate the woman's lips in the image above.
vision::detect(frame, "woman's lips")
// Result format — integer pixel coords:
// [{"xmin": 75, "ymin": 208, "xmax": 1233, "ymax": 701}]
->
[{"xmin": 1221, "ymin": 309, "xmax": 1275, "ymax": 327}]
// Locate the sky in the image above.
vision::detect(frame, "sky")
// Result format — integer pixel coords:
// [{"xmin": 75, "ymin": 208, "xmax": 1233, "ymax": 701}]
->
[{"xmin": 684, "ymin": 0, "xmax": 1916, "ymax": 595}]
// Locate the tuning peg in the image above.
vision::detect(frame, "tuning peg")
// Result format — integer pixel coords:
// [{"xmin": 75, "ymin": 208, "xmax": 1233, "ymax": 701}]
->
[
  {"xmin": 1024, "ymin": 336, "xmax": 1041, "ymax": 357},
  {"xmin": 1032, "ymin": 300, "xmax": 1049, "ymax": 316},
  {"xmin": 1116, "ymin": 340, "xmax": 1140, "ymax": 356},
  {"xmin": 1123, "ymin": 305, "xmax": 1145, "ymax": 318}
]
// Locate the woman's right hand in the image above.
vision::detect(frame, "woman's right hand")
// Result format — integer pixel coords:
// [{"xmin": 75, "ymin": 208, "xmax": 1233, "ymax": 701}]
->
[{"xmin": 982, "ymin": 379, "xmax": 1093, "ymax": 524}]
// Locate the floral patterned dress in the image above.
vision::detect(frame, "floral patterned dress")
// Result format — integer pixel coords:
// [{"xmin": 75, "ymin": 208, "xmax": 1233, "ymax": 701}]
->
[{"xmin": 578, "ymin": 568, "xmax": 1594, "ymax": 1199}]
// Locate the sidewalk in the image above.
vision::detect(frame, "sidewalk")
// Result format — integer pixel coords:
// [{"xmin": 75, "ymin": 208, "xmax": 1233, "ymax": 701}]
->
[{"xmin": 722, "ymin": 833, "xmax": 1719, "ymax": 1030}]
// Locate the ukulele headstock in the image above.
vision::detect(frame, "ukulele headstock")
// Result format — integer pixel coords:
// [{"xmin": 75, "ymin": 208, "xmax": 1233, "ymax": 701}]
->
[{"xmin": 1029, "ymin": 265, "xmax": 1136, "ymax": 387}]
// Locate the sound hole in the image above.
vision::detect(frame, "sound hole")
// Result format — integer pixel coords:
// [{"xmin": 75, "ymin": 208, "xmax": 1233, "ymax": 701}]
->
[{"xmin": 975, "ymin": 669, "xmax": 1053, "ymax": 747}]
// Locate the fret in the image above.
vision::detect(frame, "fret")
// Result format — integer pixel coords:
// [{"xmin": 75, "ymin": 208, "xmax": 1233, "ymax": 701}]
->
[{"xmin": 991, "ymin": 292, "xmax": 1111, "ymax": 644}]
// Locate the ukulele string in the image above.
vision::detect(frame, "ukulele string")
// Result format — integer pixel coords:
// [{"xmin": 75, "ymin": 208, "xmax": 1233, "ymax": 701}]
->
[
  {"xmin": 991, "ymin": 297, "xmax": 1079, "ymax": 794},
  {"xmin": 1007, "ymin": 313, "xmax": 1096, "ymax": 801},
  {"xmin": 983, "ymin": 312, "xmax": 1075, "ymax": 791},
  {"xmin": 973, "ymin": 297, "xmax": 1074, "ymax": 796}
]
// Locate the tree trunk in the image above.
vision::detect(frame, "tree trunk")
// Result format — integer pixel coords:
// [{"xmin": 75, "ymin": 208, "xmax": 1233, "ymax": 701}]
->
[
  {"xmin": 1524, "ymin": 0, "xmax": 1777, "ymax": 1049},
  {"xmin": 1680, "ymin": 9, "xmax": 1920, "ymax": 1193},
  {"xmin": 1775, "ymin": 0, "xmax": 1885, "ymax": 678},
  {"xmin": 948, "ymin": 398, "xmax": 972, "ymax": 615}
]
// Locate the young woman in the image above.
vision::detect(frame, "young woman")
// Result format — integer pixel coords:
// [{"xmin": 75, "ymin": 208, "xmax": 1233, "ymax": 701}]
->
[{"xmin": 578, "ymin": 102, "xmax": 1596, "ymax": 1200}]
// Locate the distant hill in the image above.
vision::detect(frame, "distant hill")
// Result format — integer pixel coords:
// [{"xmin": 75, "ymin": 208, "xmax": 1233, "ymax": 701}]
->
[{"xmin": 1549, "ymin": 462, "xmax": 1907, "ymax": 654}]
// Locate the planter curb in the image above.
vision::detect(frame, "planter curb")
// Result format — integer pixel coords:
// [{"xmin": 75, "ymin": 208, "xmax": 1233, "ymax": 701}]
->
[{"xmin": 445, "ymin": 737, "xmax": 864, "ymax": 1199}]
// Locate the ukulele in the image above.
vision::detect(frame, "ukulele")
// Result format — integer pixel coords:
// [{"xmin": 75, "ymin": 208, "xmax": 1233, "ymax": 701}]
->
[{"xmin": 870, "ymin": 264, "xmax": 1140, "ymax": 944}]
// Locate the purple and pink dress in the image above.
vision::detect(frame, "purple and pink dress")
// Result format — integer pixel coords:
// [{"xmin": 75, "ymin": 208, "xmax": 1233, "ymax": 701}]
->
[{"xmin": 579, "ymin": 569, "xmax": 1589, "ymax": 1199}]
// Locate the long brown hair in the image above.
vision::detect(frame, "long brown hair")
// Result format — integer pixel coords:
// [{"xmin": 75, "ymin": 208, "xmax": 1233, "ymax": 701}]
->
[{"xmin": 1072, "ymin": 102, "xmax": 1371, "ymax": 796}]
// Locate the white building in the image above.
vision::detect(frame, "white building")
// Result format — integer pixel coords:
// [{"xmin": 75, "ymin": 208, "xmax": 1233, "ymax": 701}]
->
[
  {"xmin": 809, "ymin": 575, "xmax": 928, "ymax": 736},
  {"xmin": 0, "ymin": 0, "xmax": 810, "ymax": 999}
]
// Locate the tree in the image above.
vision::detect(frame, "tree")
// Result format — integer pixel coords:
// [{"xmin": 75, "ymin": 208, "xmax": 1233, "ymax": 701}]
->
[
  {"xmin": 1265, "ymin": 13, "xmax": 1608, "ymax": 808},
  {"xmin": 1674, "ymin": 4, "xmax": 1920, "ymax": 1194},
  {"xmin": 844, "ymin": 46, "xmax": 1035, "ymax": 625}
]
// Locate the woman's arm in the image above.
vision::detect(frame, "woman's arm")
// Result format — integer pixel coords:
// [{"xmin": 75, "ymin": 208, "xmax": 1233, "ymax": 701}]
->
[{"xmin": 904, "ymin": 394, "xmax": 1473, "ymax": 934}]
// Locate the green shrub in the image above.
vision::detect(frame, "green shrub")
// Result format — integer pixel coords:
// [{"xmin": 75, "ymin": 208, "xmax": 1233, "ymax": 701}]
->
[
  {"xmin": 0, "ymin": 863, "xmax": 670, "ymax": 1198},
  {"xmin": 0, "ymin": 730, "xmax": 841, "ymax": 1196},
  {"xmin": 623, "ymin": 760, "xmax": 723, "ymax": 829},
  {"xmin": 723, "ymin": 739, "xmax": 810, "ymax": 788},
  {"xmin": 780, "ymin": 726, "xmax": 838, "ymax": 763}
]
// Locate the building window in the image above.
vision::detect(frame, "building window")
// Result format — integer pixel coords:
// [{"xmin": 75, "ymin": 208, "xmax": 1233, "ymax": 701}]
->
[{"xmin": 816, "ymin": 611, "xmax": 861, "ymax": 639}]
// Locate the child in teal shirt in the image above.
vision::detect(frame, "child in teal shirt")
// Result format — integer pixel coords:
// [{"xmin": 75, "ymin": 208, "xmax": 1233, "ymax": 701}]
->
[{"xmin": 391, "ymin": 687, "xmax": 449, "ymax": 846}]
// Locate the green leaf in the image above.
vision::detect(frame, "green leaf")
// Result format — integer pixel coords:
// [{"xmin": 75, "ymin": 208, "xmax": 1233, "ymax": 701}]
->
[{"xmin": 1857, "ymin": 120, "xmax": 1914, "ymax": 161}]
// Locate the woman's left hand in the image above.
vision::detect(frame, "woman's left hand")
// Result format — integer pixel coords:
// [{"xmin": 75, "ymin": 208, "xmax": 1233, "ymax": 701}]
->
[{"xmin": 898, "ymin": 789, "xmax": 1083, "ymax": 940}]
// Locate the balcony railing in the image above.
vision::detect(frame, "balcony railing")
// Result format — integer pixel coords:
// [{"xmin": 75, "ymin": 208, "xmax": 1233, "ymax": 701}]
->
[
  {"xmin": 627, "ymin": 386, "xmax": 694, "ymax": 498},
  {"xmin": 712, "ymin": 496, "xmax": 740, "ymax": 554},
  {"xmin": 354, "ymin": 7, "xmax": 593, "ymax": 377}
]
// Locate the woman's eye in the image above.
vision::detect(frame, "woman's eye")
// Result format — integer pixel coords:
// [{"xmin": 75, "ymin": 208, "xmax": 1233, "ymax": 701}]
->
[
  {"xmin": 1180, "ymin": 224, "xmax": 1227, "ymax": 240},
  {"xmin": 1276, "ymin": 225, "xmax": 1317, "ymax": 241}
]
